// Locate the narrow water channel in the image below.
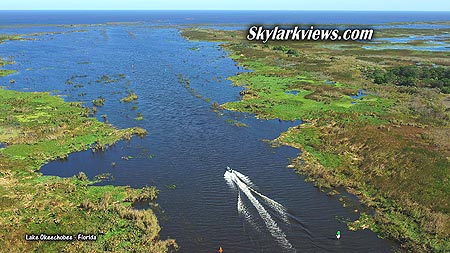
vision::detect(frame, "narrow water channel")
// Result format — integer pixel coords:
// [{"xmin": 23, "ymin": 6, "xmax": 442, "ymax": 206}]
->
[{"xmin": 1, "ymin": 22, "xmax": 396, "ymax": 252}]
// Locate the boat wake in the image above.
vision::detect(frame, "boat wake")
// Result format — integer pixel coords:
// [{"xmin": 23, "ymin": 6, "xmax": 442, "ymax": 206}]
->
[
  {"xmin": 224, "ymin": 168, "xmax": 296, "ymax": 252},
  {"xmin": 237, "ymin": 191, "xmax": 261, "ymax": 232}
]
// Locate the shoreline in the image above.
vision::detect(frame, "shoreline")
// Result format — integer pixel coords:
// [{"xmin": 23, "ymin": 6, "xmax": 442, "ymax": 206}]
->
[
  {"xmin": 182, "ymin": 26, "xmax": 450, "ymax": 251},
  {"xmin": 1, "ymin": 20, "xmax": 448, "ymax": 251},
  {"xmin": 0, "ymin": 57, "xmax": 176, "ymax": 251}
]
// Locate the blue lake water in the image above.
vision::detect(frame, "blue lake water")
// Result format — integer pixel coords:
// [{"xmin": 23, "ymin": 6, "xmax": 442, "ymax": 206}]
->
[
  {"xmin": 1, "ymin": 10, "xmax": 450, "ymax": 26},
  {"xmin": 0, "ymin": 11, "xmax": 440, "ymax": 252},
  {"xmin": 350, "ymin": 90, "xmax": 367, "ymax": 99}
]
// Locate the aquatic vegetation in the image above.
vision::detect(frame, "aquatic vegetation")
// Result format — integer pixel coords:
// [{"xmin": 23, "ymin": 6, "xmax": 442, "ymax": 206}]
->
[
  {"xmin": 225, "ymin": 119, "xmax": 247, "ymax": 127},
  {"xmin": 134, "ymin": 112, "xmax": 144, "ymax": 121},
  {"xmin": 0, "ymin": 57, "xmax": 16, "ymax": 77},
  {"xmin": 96, "ymin": 75, "xmax": 113, "ymax": 83},
  {"xmin": 0, "ymin": 86, "xmax": 175, "ymax": 252},
  {"xmin": 95, "ymin": 74, "xmax": 125, "ymax": 84},
  {"xmin": 125, "ymin": 186, "xmax": 159, "ymax": 202},
  {"xmin": 0, "ymin": 69, "xmax": 15, "ymax": 76},
  {"xmin": 177, "ymin": 73, "xmax": 212, "ymax": 103},
  {"xmin": 94, "ymin": 172, "xmax": 114, "ymax": 181},
  {"xmin": 166, "ymin": 184, "xmax": 177, "ymax": 190},
  {"xmin": 184, "ymin": 27, "xmax": 450, "ymax": 252},
  {"xmin": 120, "ymin": 92, "xmax": 138, "ymax": 103},
  {"xmin": 65, "ymin": 74, "xmax": 87, "ymax": 87},
  {"xmin": 135, "ymin": 149, "xmax": 154, "ymax": 160},
  {"xmin": 121, "ymin": 155, "xmax": 133, "ymax": 160},
  {"xmin": 92, "ymin": 96, "xmax": 105, "ymax": 106},
  {"xmin": 0, "ymin": 34, "xmax": 22, "ymax": 43},
  {"xmin": 0, "ymin": 58, "xmax": 14, "ymax": 67},
  {"xmin": 211, "ymin": 101, "xmax": 222, "ymax": 110}
]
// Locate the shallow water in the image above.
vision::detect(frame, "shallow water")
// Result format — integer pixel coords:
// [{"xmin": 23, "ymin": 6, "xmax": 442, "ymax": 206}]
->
[{"xmin": 0, "ymin": 22, "xmax": 398, "ymax": 252}]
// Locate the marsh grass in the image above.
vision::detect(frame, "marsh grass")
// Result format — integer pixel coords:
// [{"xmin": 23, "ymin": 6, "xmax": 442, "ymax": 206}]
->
[
  {"xmin": 0, "ymin": 87, "xmax": 175, "ymax": 252},
  {"xmin": 184, "ymin": 27, "xmax": 450, "ymax": 252}
]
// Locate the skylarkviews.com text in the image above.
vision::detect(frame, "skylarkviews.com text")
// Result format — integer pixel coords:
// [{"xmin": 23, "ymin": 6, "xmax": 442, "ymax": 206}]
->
[{"xmin": 247, "ymin": 25, "xmax": 374, "ymax": 43}]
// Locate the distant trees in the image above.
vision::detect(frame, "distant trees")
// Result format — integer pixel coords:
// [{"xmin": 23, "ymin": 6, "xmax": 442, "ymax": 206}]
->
[{"xmin": 367, "ymin": 65, "xmax": 450, "ymax": 94}]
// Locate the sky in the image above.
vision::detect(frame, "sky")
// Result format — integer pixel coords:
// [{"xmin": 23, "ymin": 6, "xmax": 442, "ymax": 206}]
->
[{"xmin": 0, "ymin": 0, "xmax": 449, "ymax": 11}]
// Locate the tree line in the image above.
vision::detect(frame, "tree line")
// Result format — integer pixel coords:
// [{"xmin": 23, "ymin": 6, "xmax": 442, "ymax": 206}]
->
[{"xmin": 367, "ymin": 65, "xmax": 450, "ymax": 94}]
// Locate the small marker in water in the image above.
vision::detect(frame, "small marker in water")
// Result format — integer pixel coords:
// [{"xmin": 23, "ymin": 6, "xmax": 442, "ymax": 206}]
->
[
  {"xmin": 336, "ymin": 230, "xmax": 341, "ymax": 240},
  {"xmin": 218, "ymin": 246, "xmax": 224, "ymax": 253}
]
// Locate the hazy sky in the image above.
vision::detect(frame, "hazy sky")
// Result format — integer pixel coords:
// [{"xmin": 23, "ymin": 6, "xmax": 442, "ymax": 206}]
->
[{"xmin": 0, "ymin": 0, "xmax": 449, "ymax": 11}]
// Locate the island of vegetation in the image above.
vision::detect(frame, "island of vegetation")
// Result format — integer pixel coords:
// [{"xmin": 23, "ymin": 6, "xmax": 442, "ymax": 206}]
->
[
  {"xmin": 120, "ymin": 92, "xmax": 138, "ymax": 103},
  {"xmin": 0, "ymin": 49, "xmax": 176, "ymax": 251},
  {"xmin": 183, "ymin": 26, "xmax": 450, "ymax": 252}
]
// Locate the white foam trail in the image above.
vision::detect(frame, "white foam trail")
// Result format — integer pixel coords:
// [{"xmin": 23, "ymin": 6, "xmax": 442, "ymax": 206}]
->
[
  {"xmin": 248, "ymin": 187, "xmax": 289, "ymax": 224},
  {"xmin": 229, "ymin": 171, "xmax": 295, "ymax": 252},
  {"xmin": 224, "ymin": 170, "xmax": 237, "ymax": 192},
  {"xmin": 227, "ymin": 171, "xmax": 258, "ymax": 229},
  {"xmin": 232, "ymin": 170, "xmax": 257, "ymax": 189},
  {"xmin": 237, "ymin": 191, "xmax": 260, "ymax": 232},
  {"xmin": 231, "ymin": 170, "xmax": 290, "ymax": 224}
]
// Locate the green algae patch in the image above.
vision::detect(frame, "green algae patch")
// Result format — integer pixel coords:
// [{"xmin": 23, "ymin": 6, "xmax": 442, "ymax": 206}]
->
[
  {"xmin": 184, "ymin": 27, "xmax": 450, "ymax": 252},
  {"xmin": 0, "ymin": 88, "xmax": 176, "ymax": 252}
]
